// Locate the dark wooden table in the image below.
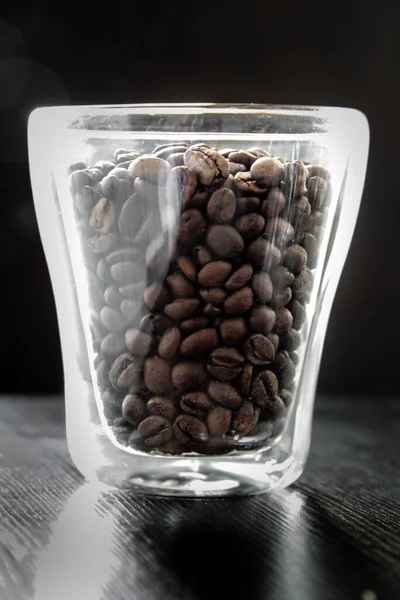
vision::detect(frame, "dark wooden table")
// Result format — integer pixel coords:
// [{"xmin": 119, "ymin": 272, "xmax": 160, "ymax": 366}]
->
[{"xmin": 0, "ymin": 397, "xmax": 399, "ymax": 600}]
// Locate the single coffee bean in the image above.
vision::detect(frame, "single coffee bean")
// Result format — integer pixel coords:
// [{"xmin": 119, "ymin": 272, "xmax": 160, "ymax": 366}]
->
[
  {"xmin": 251, "ymin": 369, "xmax": 279, "ymax": 408},
  {"xmin": 158, "ymin": 327, "xmax": 182, "ymax": 360},
  {"xmin": 144, "ymin": 357, "xmax": 174, "ymax": 395},
  {"xmin": 138, "ymin": 416, "xmax": 172, "ymax": 447},
  {"xmin": 147, "ymin": 397, "xmax": 177, "ymax": 423},
  {"xmin": 281, "ymin": 160, "xmax": 307, "ymax": 199},
  {"xmin": 198, "ymin": 261, "xmax": 232, "ymax": 286},
  {"xmin": 180, "ymin": 391, "xmax": 212, "ymax": 416},
  {"xmin": 206, "ymin": 225, "xmax": 244, "ymax": 260},
  {"xmin": 244, "ymin": 334, "xmax": 275, "ymax": 365},
  {"xmin": 234, "ymin": 171, "xmax": 268, "ymax": 196},
  {"xmin": 94, "ymin": 160, "xmax": 115, "ymax": 175},
  {"xmin": 246, "ymin": 238, "xmax": 281, "ymax": 271},
  {"xmin": 207, "ymin": 406, "xmax": 232, "ymax": 436},
  {"xmin": 101, "ymin": 167, "xmax": 134, "ymax": 197},
  {"xmin": 88, "ymin": 232, "xmax": 118, "ymax": 255},
  {"xmin": 275, "ymin": 307, "xmax": 293, "ymax": 332},
  {"xmin": 269, "ymin": 286, "xmax": 292, "ymax": 309},
  {"xmin": 289, "ymin": 196, "xmax": 311, "ymax": 227},
  {"xmin": 100, "ymin": 306, "xmax": 127, "ymax": 333},
  {"xmin": 110, "ymin": 261, "xmax": 137, "ymax": 285},
  {"xmin": 267, "ymin": 332, "xmax": 280, "ymax": 352},
  {"xmin": 232, "ymin": 402, "xmax": 260, "ymax": 436},
  {"xmin": 250, "ymin": 157, "xmax": 284, "ymax": 188},
  {"xmin": 173, "ymin": 414, "xmax": 208, "ymax": 444},
  {"xmin": 199, "ymin": 287, "xmax": 227, "ymax": 306},
  {"xmin": 279, "ymin": 357, "xmax": 296, "ymax": 386},
  {"xmin": 270, "ymin": 265, "xmax": 295, "ymax": 290},
  {"xmin": 312, "ymin": 225, "xmax": 325, "ymax": 242},
  {"xmin": 238, "ymin": 364, "xmax": 253, "ymax": 396},
  {"xmin": 207, "ymin": 347, "xmax": 244, "ymax": 381},
  {"xmin": 280, "ymin": 389, "xmax": 294, "ymax": 407},
  {"xmin": 289, "ymin": 299, "xmax": 307, "ymax": 330},
  {"xmin": 128, "ymin": 155, "xmax": 171, "ymax": 184},
  {"xmin": 219, "ymin": 317, "xmax": 248, "ymax": 345},
  {"xmin": 118, "ymin": 280, "xmax": 146, "ymax": 301},
  {"xmin": 106, "ymin": 247, "xmax": 143, "ymax": 267},
  {"xmin": 134, "ymin": 177, "xmax": 163, "ymax": 202},
  {"xmin": 207, "ymin": 380, "xmax": 242, "ymax": 409},
  {"xmin": 279, "ymin": 328, "xmax": 301, "ymax": 351},
  {"xmin": 229, "ymin": 162, "xmax": 247, "ymax": 175},
  {"xmin": 292, "ymin": 269, "xmax": 313, "ymax": 299},
  {"xmin": 235, "ymin": 213, "xmax": 265, "ymax": 241},
  {"xmin": 167, "ymin": 152, "xmax": 185, "ymax": 167},
  {"xmin": 271, "ymin": 349, "xmax": 291, "ymax": 373},
  {"xmin": 219, "ymin": 148, "xmax": 237, "ymax": 157},
  {"xmin": 264, "ymin": 217, "xmax": 295, "ymax": 247},
  {"xmin": 183, "ymin": 146, "xmax": 229, "ymax": 187},
  {"xmin": 97, "ymin": 258, "xmax": 114, "ymax": 285},
  {"xmin": 180, "ymin": 328, "xmax": 219, "ymax": 358},
  {"xmin": 101, "ymin": 333, "xmax": 126, "ymax": 361},
  {"xmin": 104, "ymin": 286, "xmax": 123, "ymax": 308},
  {"xmin": 167, "ymin": 271, "xmax": 195, "ymax": 298},
  {"xmin": 249, "ymin": 305, "xmax": 276, "ymax": 334},
  {"xmin": 304, "ymin": 211, "xmax": 324, "ymax": 233},
  {"xmin": 125, "ymin": 329, "xmax": 153, "ymax": 356},
  {"xmin": 260, "ymin": 188, "xmax": 286, "ymax": 218},
  {"xmin": 96, "ymin": 360, "xmax": 110, "ymax": 388},
  {"xmin": 224, "ymin": 287, "xmax": 253, "ymax": 316},
  {"xmin": 262, "ymin": 395, "xmax": 286, "ymax": 421},
  {"xmin": 229, "ymin": 150, "xmax": 258, "ymax": 168},
  {"xmin": 306, "ymin": 165, "xmax": 330, "ymax": 181},
  {"xmin": 172, "ymin": 360, "xmax": 208, "ymax": 392},
  {"xmin": 282, "ymin": 245, "xmax": 308, "ymax": 274},
  {"xmin": 154, "ymin": 145, "xmax": 188, "ymax": 160},
  {"xmin": 207, "ymin": 188, "xmax": 236, "ymax": 223},
  {"xmin": 69, "ymin": 161, "xmax": 87, "ymax": 174},
  {"xmin": 144, "ymin": 283, "xmax": 169, "ymax": 312},
  {"xmin": 116, "ymin": 151, "xmax": 141, "ymax": 163},
  {"xmin": 246, "ymin": 147, "xmax": 271, "ymax": 157},
  {"xmin": 102, "ymin": 388, "xmax": 123, "ymax": 420},
  {"xmin": 118, "ymin": 193, "xmax": 147, "ymax": 238},
  {"xmin": 252, "ymin": 272, "xmax": 273, "ymax": 303},
  {"xmin": 178, "ymin": 209, "xmax": 207, "ymax": 245},
  {"xmin": 290, "ymin": 351, "xmax": 299, "ymax": 365},
  {"xmin": 122, "ymin": 394, "xmax": 148, "ymax": 425},
  {"xmin": 176, "ymin": 256, "xmax": 197, "ymax": 282},
  {"xmin": 166, "ymin": 166, "xmax": 198, "ymax": 209},
  {"xmin": 193, "ymin": 245, "xmax": 213, "ymax": 267},
  {"xmin": 153, "ymin": 142, "xmax": 188, "ymax": 154},
  {"xmin": 89, "ymin": 197, "xmax": 116, "ymax": 234},
  {"xmin": 109, "ymin": 352, "xmax": 141, "ymax": 393},
  {"xmin": 301, "ymin": 233, "xmax": 318, "ymax": 268},
  {"xmin": 164, "ymin": 298, "xmax": 201, "ymax": 321},
  {"xmin": 180, "ymin": 316, "xmax": 211, "ymax": 335},
  {"xmin": 235, "ymin": 196, "xmax": 260, "ymax": 216},
  {"xmin": 225, "ymin": 263, "xmax": 253, "ymax": 291},
  {"xmin": 120, "ymin": 299, "xmax": 143, "ymax": 324}
]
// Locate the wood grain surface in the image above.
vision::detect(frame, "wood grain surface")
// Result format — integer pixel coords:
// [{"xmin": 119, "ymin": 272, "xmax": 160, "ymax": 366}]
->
[{"xmin": 0, "ymin": 397, "xmax": 399, "ymax": 600}]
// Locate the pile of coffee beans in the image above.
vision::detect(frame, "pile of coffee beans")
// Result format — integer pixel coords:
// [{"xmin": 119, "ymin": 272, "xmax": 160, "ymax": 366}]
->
[{"xmin": 69, "ymin": 141, "xmax": 330, "ymax": 455}]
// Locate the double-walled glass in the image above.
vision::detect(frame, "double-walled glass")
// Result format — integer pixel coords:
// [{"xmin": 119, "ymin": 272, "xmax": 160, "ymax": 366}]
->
[{"xmin": 28, "ymin": 104, "xmax": 369, "ymax": 496}]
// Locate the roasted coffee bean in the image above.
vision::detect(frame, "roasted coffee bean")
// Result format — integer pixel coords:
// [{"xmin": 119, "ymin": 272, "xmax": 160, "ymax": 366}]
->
[
  {"xmin": 235, "ymin": 196, "xmax": 260, "ymax": 216},
  {"xmin": 220, "ymin": 317, "xmax": 248, "ymax": 345},
  {"xmin": 109, "ymin": 353, "xmax": 141, "ymax": 393},
  {"xmin": 292, "ymin": 269, "xmax": 313, "ymax": 299},
  {"xmin": 100, "ymin": 306, "xmax": 127, "ymax": 333},
  {"xmin": 167, "ymin": 271, "xmax": 195, "ymax": 298},
  {"xmin": 104, "ymin": 286, "xmax": 123, "ymax": 308},
  {"xmin": 164, "ymin": 298, "xmax": 200, "ymax": 321},
  {"xmin": 278, "ymin": 357, "xmax": 296, "ymax": 386},
  {"xmin": 206, "ymin": 224, "xmax": 244, "ymax": 260},
  {"xmin": 235, "ymin": 213, "xmax": 265, "ymax": 241},
  {"xmin": 102, "ymin": 388, "xmax": 123, "ymax": 420},
  {"xmin": 154, "ymin": 145, "xmax": 188, "ymax": 160},
  {"xmin": 128, "ymin": 155, "xmax": 171, "ymax": 184},
  {"xmin": 70, "ymin": 168, "xmax": 103, "ymax": 193},
  {"xmin": 246, "ymin": 238, "xmax": 281, "ymax": 271},
  {"xmin": 251, "ymin": 369, "xmax": 279, "ymax": 408},
  {"xmin": 180, "ymin": 328, "xmax": 219, "ymax": 358},
  {"xmin": 269, "ymin": 286, "xmax": 292, "ymax": 309},
  {"xmin": 289, "ymin": 196, "xmax": 311, "ymax": 232},
  {"xmin": 101, "ymin": 333, "xmax": 126, "ymax": 360},
  {"xmin": 224, "ymin": 287, "xmax": 253, "ymax": 316},
  {"xmin": 183, "ymin": 146, "xmax": 229, "ymax": 187},
  {"xmin": 219, "ymin": 148, "xmax": 237, "ymax": 157},
  {"xmin": 110, "ymin": 261, "xmax": 137, "ymax": 285},
  {"xmin": 238, "ymin": 364, "xmax": 253, "ymax": 396},
  {"xmin": 232, "ymin": 402, "xmax": 260, "ymax": 435},
  {"xmin": 173, "ymin": 414, "xmax": 208, "ymax": 444},
  {"xmin": 144, "ymin": 283, "xmax": 169, "ymax": 312},
  {"xmin": 290, "ymin": 351, "xmax": 299, "ymax": 366},
  {"xmin": 279, "ymin": 328, "xmax": 301, "ymax": 351},
  {"xmin": 270, "ymin": 265, "xmax": 295, "ymax": 290},
  {"xmin": 138, "ymin": 416, "xmax": 172, "ymax": 447},
  {"xmin": 106, "ymin": 247, "xmax": 143, "ymax": 266},
  {"xmin": 280, "ymin": 389, "xmax": 294, "ymax": 407},
  {"xmin": 260, "ymin": 188, "xmax": 286, "ymax": 218},
  {"xmin": 307, "ymin": 165, "xmax": 330, "ymax": 181},
  {"xmin": 313, "ymin": 225, "xmax": 324, "ymax": 242},
  {"xmin": 134, "ymin": 177, "xmax": 164, "ymax": 202},
  {"xmin": 120, "ymin": 299, "xmax": 143, "ymax": 324},
  {"xmin": 158, "ymin": 326, "xmax": 182, "ymax": 360},
  {"xmin": 125, "ymin": 329, "xmax": 153, "ymax": 356},
  {"xmin": 229, "ymin": 150, "xmax": 258, "ymax": 168},
  {"xmin": 153, "ymin": 142, "xmax": 188, "ymax": 154},
  {"xmin": 145, "ymin": 234, "xmax": 174, "ymax": 277},
  {"xmin": 225, "ymin": 263, "xmax": 253, "ymax": 291},
  {"xmin": 167, "ymin": 152, "xmax": 185, "ymax": 167},
  {"xmin": 207, "ymin": 406, "xmax": 232, "ymax": 436},
  {"xmin": 224, "ymin": 175, "xmax": 236, "ymax": 190},
  {"xmin": 207, "ymin": 380, "xmax": 242, "ymax": 409},
  {"xmin": 88, "ymin": 232, "xmax": 118, "ymax": 254},
  {"xmin": 247, "ymin": 147, "xmax": 271, "ymax": 157},
  {"xmin": 178, "ymin": 209, "xmax": 207, "ymax": 245},
  {"xmin": 94, "ymin": 160, "xmax": 116, "ymax": 175},
  {"xmin": 144, "ymin": 357, "xmax": 174, "ymax": 395},
  {"xmin": 252, "ymin": 272, "xmax": 273, "ymax": 303},
  {"xmin": 89, "ymin": 197, "xmax": 116, "ymax": 234},
  {"xmin": 262, "ymin": 395, "xmax": 286, "ymax": 421},
  {"xmin": 302, "ymin": 233, "xmax": 318, "ymax": 268},
  {"xmin": 69, "ymin": 161, "xmax": 87, "ymax": 174},
  {"xmin": 176, "ymin": 256, "xmax": 197, "ymax": 283},
  {"xmin": 96, "ymin": 360, "xmax": 110, "ymax": 388},
  {"xmin": 249, "ymin": 305, "xmax": 276, "ymax": 334},
  {"xmin": 244, "ymin": 334, "xmax": 275, "ymax": 365},
  {"xmin": 264, "ymin": 217, "xmax": 295, "ymax": 247},
  {"xmin": 234, "ymin": 171, "xmax": 268, "ymax": 196},
  {"xmin": 199, "ymin": 287, "xmax": 227, "ymax": 306},
  {"xmin": 172, "ymin": 360, "xmax": 208, "ymax": 392},
  {"xmin": 207, "ymin": 347, "xmax": 244, "ymax": 381},
  {"xmin": 118, "ymin": 193, "xmax": 147, "ymax": 238},
  {"xmin": 193, "ymin": 245, "xmax": 213, "ymax": 267},
  {"xmin": 115, "ymin": 151, "xmax": 141, "ymax": 163},
  {"xmin": 289, "ymin": 299, "xmax": 307, "ymax": 330},
  {"xmin": 250, "ymin": 157, "xmax": 283, "ymax": 188},
  {"xmin": 122, "ymin": 394, "xmax": 148, "ymax": 424},
  {"xmin": 97, "ymin": 258, "xmax": 114, "ymax": 285},
  {"xmin": 229, "ymin": 162, "xmax": 247, "ymax": 175},
  {"xmin": 207, "ymin": 188, "xmax": 236, "ymax": 223},
  {"xmin": 166, "ymin": 166, "xmax": 198, "ymax": 209},
  {"xmin": 198, "ymin": 261, "xmax": 232, "ymax": 286},
  {"xmin": 267, "ymin": 332, "xmax": 280, "ymax": 352},
  {"xmin": 101, "ymin": 167, "xmax": 134, "ymax": 197},
  {"xmin": 180, "ymin": 391, "xmax": 212, "ymax": 416},
  {"xmin": 304, "ymin": 211, "xmax": 324, "ymax": 233},
  {"xmin": 281, "ymin": 160, "xmax": 307, "ymax": 199},
  {"xmin": 282, "ymin": 245, "xmax": 308, "ymax": 274},
  {"xmin": 147, "ymin": 396, "xmax": 177, "ymax": 422},
  {"xmin": 275, "ymin": 307, "xmax": 293, "ymax": 332}
]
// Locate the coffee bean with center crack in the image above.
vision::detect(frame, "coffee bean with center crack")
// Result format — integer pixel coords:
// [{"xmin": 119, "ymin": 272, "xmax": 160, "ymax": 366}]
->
[
  {"xmin": 198, "ymin": 261, "xmax": 232, "ymax": 286},
  {"xmin": 246, "ymin": 238, "xmax": 281, "ymax": 271},
  {"xmin": 275, "ymin": 307, "xmax": 293, "ymax": 332},
  {"xmin": 164, "ymin": 298, "xmax": 201, "ymax": 321},
  {"xmin": 238, "ymin": 364, "xmax": 253, "ymax": 396},
  {"xmin": 207, "ymin": 406, "xmax": 232, "ymax": 436},
  {"xmin": 128, "ymin": 155, "xmax": 171, "ymax": 184},
  {"xmin": 252, "ymin": 272, "xmax": 273, "ymax": 303},
  {"xmin": 207, "ymin": 380, "xmax": 242, "ymax": 409},
  {"xmin": 173, "ymin": 414, "xmax": 208, "ymax": 444},
  {"xmin": 125, "ymin": 329, "xmax": 153, "ymax": 356},
  {"xmin": 167, "ymin": 271, "xmax": 195, "ymax": 298},
  {"xmin": 144, "ymin": 283, "xmax": 169, "ymax": 312},
  {"xmin": 183, "ymin": 146, "xmax": 229, "ymax": 187},
  {"xmin": 206, "ymin": 224, "xmax": 244, "ymax": 260},
  {"xmin": 178, "ymin": 209, "xmax": 206, "ymax": 246},
  {"xmin": 251, "ymin": 370, "xmax": 279, "ymax": 408},
  {"xmin": 144, "ymin": 357, "xmax": 173, "ymax": 395},
  {"xmin": 219, "ymin": 317, "xmax": 248, "ymax": 345},
  {"xmin": 279, "ymin": 328, "xmax": 301, "ymax": 351},
  {"xmin": 89, "ymin": 197, "xmax": 116, "ymax": 234},
  {"xmin": 147, "ymin": 397, "xmax": 177, "ymax": 422},
  {"xmin": 207, "ymin": 347, "xmax": 244, "ymax": 381},
  {"xmin": 122, "ymin": 394, "xmax": 148, "ymax": 425},
  {"xmin": 172, "ymin": 361, "xmax": 208, "ymax": 392},
  {"xmin": 207, "ymin": 188, "xmax": 236, "ymax": 223},
  {"xmin": 307, "ymin": 165, "xmax": 330, "ymax": 180},
  {"xmin": 244, "ymin": 334, "xmax": 275, "ymax": 365},
  {"xmin": 109, "ymin": 353, "xmax": 141, "ymax": 393},
  {"xmin": 234, "ymin": 171, "xmax": 268, "ymax": 196},
  {"xmin": 158, "ymin": 327, "xmax": 181, "ymax": 360},
  {"xmin": 225, "ymin": 263, "xmax": 253, "ymax": 291},
  {"xmin": 232, "ymin": 402, "xmax": 260, "ymax": 435},
  {"xmin": 224, "ymin": 287, "xmax": 253, "ymax": 316},
  {"xmin": 180, "ymin": 328, "xmax": 219, "ymax": 358},
  {"xmin": 180, "ymin": 391, "xmax": 212, "ymax": 417},
  {"xmin": 249, "ymin": 305, "xmax": 276, "ymax": 334},
  {"xmin": 138, "ymin": 416, "xmax": 172, "ymax": 448}
]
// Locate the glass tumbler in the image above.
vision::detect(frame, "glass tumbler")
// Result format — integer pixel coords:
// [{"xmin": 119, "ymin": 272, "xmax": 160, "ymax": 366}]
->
[{"xmin": 28, "ymin": 104, "xmax": 369, "ymax": 496}]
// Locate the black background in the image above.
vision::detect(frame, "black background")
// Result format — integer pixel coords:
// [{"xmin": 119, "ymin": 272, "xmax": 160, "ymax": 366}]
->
[{"xmin": 0, "ymin": 1, "xmax": 399, "ymax": 395}]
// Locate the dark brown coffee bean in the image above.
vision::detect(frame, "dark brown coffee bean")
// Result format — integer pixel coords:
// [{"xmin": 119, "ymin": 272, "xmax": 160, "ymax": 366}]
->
[
  {"xmin": 302, "ymin": 233, "xmax": 318, "ymax": 268},
  {"xmin": 219, "ymin": 317, "xmax": 248, "ymax": 345},
  {"xmin": 198, "ymin": 261, "xmax": 232, "ymax": 286},
  {"xmin": 138, "ymin": 416, "xmax": 172, "ymax": 447},
  {"xmin": 193, "ymin": 245, "xmax": 213, "ymax": 267},
  {"xmin": 229, "ymin": 150, "xmax": 258, "ymax": 168},
  {"xmin": 144, "ymin": 283, "xmax": 169, "ymax": 311},
  {"xmin": 272, "ymin": 349, "xmax": 291, "ymax": 372},
  {"xmin": 290, "ymin": 351, "xmax": 299, "ymax": 366},
  {"xmin": 173, "ymin": 414, "xmax": 208, "ymax": 444},
  {"xmin": 207, "ymin": 406, "xmax": 232, "ymax": 436},
  {"xmin": 264, "ymin": 217, "xmax": 294, "ymax": 247},
  {"xmin": 167, "ymin": 152, "xmax": 185, "ymax": 167},
  {"xmin": 147, "ymin": 396, "xmax": 177, "ymax": 422},
  {"xmin": 238, "ymin": 364, "xmax": 253, "ymax": 396},
  {"xmin": 249, "ymin": 305, "xmax": 276, "ymax": 334},
  {"xmin": 207, "ymin": 188, "xmax": 236, "ymax": 223},
  {"xmin": 97, "ymin": 360, "xmax": 111, "ymax": 388},
  {"xmin": 101, "ymin": 333, "xmax": 126, "ymax": 361},
  {"xmin": 244, "ymin": 334, "xmax": 275, "ymax": 365},
  {"xmin": 125, "ymin": 329, "xmax": 153, "ymax": 356},
  {"xmin": 166, "ymin": 166, "xmax": 198, "ymax": 208},
  {"xmin": 158, "ymin": 326, "xmax": 182, "ymax": 360},
  {"xmin": 207, "ymin": 380, "xmax": 242, "ymax": 409},
  {"xmin": 225, "ymin": 264, "xmax": 253, "ymax": 291},
  {"xmin": 292, "ymin": 269, "xmax": 313, "ymax": 299},
  {"xmin": 224, "ymin": 287, "xmax": 253, "ymax": 316},
  {"xmin": 246, "ymin": 238, "xmax": 281, "ymax": 271},
  {"xmin": 235, "ymin": 196, "xmax": 260, "ymax": 216},
  {"xmin": 229, "ymin": 162, "xmax": 247, "ymax": 175},
  {"xmin": 304, "ymin": 211, "xmax": 324, "ymax": 233},
  {"xmin": 289, "ymin": 299, "xmax": 307, "ymax": 329},
  {"xmin": 144, "ymin": 357, "xmax": 174, "ymax": 395},
  {"xmin": 206, "ymin": 225, "xmax": 244, "ymax": 260},
  {"xmin": 306, "ymin": 165, "xmax": 330, "ymax": 181},
  {"xmin": 281, "ymin": 160, "xmax": 307, "ymax": 199},
  {"xmin": 232, "ymin": 402, "xmax": 260, "ymax": 436},
  {"xmin": 109, "ymin": 352, "xmax": 141, "ymax": 393},
  {"xmin": 235, "ymin": 213, "xmax": 265, "ymax": 241},
  {"xmin": 251, "ymin": 369, "xmax": 279, "ymax": 408},
  {"xmin": 89, "ymin": 197, "xmax": 116, "ymax": 234},
  {"xmin": 102, "ymin": 389, "xmax": 123, "ymax": 420},
  {"xmin": 146, "ymin": 234, "xmax": 175, "ymax": 276},
  {"xmin": 180, "ymin": 317, "xmax": 211, "ymax": 335},
  {"xmin": 260, "ymin": 188, "xmax": 286, "ymax": 218},
  {"xmin": 178, "ymin": 209, "xmax": 206, "ymax": 245},
  {"xmin": 270, "ymin": 286, "xmax": 292, "ymax": 309},
  {"xmin": 267, "ymin": 332, "xmax": 279, "ymax": 352},
  {"xmin": 164, "ymin": 298, "xmax": 201, "ymax": 321},
  {"xmin": 275, "ymin": 307, "xmax": 293, "ymax": 332},
  {"xmin": 280, "ymin": 389, "xmax": 294, "ymax": 407},
  {"xmin": 172, "ymin": 360, "xmax": 208, "ymax": 392},
  {"xmin": 234, "ymin": 171, "xmax": 268, "ymax": 196},
  {"xmin": 167, "ymin": 271, "xmax": 195, "ymax": 298},
  {"xmin": 176, "ymin": 256, "xmax": 197, "ymax": 282},
  {"xmin": 184, "ymin": 146, "xmax": 229, "ymax": 187},
  {"xmin": 219, "ymin": 148, "xmax": 237, "ymax": 157},
  {"xmin": 252, "ymin": 272, "xmax": 273, "ymax": 303},
  {"xmin": 282, "ymin": 245, "xmax": 308, "ymax": 274},
  {"xmin": 262, "ymin": 395, "xmax": 286, "ymax": 421},
  {"xmin": 153, "ymin": 142, "xmax": 188, "ymax": 154},
  {"xmin": 203, "ymin": 304, "xmax": 222, "ymax": 318},
  {"xmin": 122, "ymin": 394, "xmax": 148, "ymax": 424},
  {"xmin": 250, "ymin": 157, "xmax": 283, "ymax": 188},
  {"xmin": 180, "ymin": 328, "xmax": 219, "ymax": 358},
  {"xmin": 278, "ymin": 357, "xmax": 296, "ymax": 386},
  {"xmin": 100, "ymin": 306, "xmax": 127, "ymax": 333},
  {"xmin": 279, "ymin": 328, "xmax": 301, "ymax": 351},
  {"xmin": 186, "ymin": 188, "xmax": 211, "ymax": 209},
  {"xmin": 270, "ymin": 265, "xmax": 295, "ymax": 290},
  {"xmin": 128, "ymin": 155, "xmax": 171, "ymax": 184},
  {"xmin": 199, "ymin": 287, "xmax": 228, "ymax": 306},
  {"xmin": 289, "ymin": 196, "xmax": 311, "ymax": 227},
  {"xmin": 207, "ymin": 347, "xmax": 244, "ymax": 381},
  {"xmin": 180, "ymin": 391, "xmax": 212, "ymax": 416}
]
